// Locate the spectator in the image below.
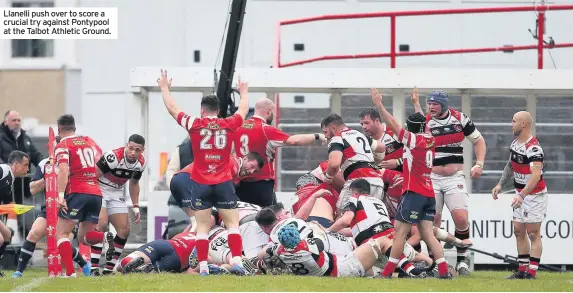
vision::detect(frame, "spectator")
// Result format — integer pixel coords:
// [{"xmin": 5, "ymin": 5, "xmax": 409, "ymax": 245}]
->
[{"xmin": 0, "ymin": 110, "xmax": 44, "ymax": 204}]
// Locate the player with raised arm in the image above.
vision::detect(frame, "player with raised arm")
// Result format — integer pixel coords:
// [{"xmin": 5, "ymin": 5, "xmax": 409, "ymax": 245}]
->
[
  {"xmin": 158, "ymin": 69, "xmax": 249, "ymax": 276},
  {"xmin": 371, "ymin": 89, "xmax": 451, "ymax": 279},
  {"xmin": 492, "ymin": 111, "xmax": 547, "ymax": 280},
  {"xmin": 85, "ymin": 134, "xmax": 146, "ymax": 275},
  {"xmin": 233, "ymin": 97, "xmax": 327, "ymax": 207},
  {"xmin": 320, "ymin": 113, "xmax": 386, "ymax": 214},
  {"xmin": 411, "ymin": 88, "xmax": 486, "ymax": 275},
  {"xmin": 54, "ymin": 115, "xmax": 104, "ymax": 277},
  {"xmin": 359, "ymin": 108, "xmax": 404, "ymax": 172}
]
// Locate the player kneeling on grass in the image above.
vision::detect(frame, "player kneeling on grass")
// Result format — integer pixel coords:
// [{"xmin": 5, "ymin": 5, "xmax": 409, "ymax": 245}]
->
[{"xmin": 267, "ymin": 223, "xmax": 408, "ymax": 277}]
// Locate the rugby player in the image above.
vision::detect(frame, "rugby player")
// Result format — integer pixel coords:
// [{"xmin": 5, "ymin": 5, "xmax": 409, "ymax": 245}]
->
[
  {"xmin": 0, "ymin": 151, "xmax": 30, "ymax": 277},
  {"xmin": 12, "ymin": 151, "xmax": 91, "ymax": 278},
  {"xmin": 371, "ymin": 89, "xmax": 451, "ymax": 279},
  {"xmin": 412, "ymin": 88, "xmax": 486, "ymax": 274},
  {"xmin": 233, "ymin": 97, "xmax": 327, "ymax": 207},
  {"xmin": 320, "ymin": 113, "xmax": 386, "ymax": 215},
  {"xmin": 492, "ymin": 111, "xmax": 546, "ymax": 280},
  {"xmin": 86, "ymin": 134, "xmax": 146, "ymax": 275},
  {"xmin": 54, "ymin": 114, "xmax": 104, "ymax": 277},
  {"xmin": 158, "ymin": 70, "xmax": 249, "ymax": 276},
  {"xmin": 359, "ymin": 108, "xmax": 404, "ymax": 172}
]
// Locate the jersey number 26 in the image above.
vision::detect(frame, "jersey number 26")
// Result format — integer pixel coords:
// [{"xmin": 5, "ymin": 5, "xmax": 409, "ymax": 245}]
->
[{"xmin": 200, "ymin": 129, "xmax": 227, "ymax": 150}]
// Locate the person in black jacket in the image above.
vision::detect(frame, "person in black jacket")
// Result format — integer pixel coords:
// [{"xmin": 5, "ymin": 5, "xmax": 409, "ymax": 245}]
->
[{"xmin": 0, "ymin": 110, "xmax": 44, "ymax": 204}]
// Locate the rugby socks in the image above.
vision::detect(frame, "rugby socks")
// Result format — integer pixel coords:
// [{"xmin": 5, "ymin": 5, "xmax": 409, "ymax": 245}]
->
[
  {"xmin": 518, "ymin": 254, "xmax": 530, "ymax": 272},
  {"xmin": 527, "ymin": 257, "xmax": 540, "ymax": 277},
  {"xmin": 84, "ymin": 230, "xmax": 105, "ymax": 274},
  {"xmin": 90, "ymin": 243, "xmax": 103, "ymax": 274},
  {"xmin": 196, "ymin": 233, "xmax": 209, "ymax": 273},
  {"xmin": 0, "ymin": 241, "xmax": 8, "ymax": 258},
  {"xmin": 72, "ymin": 246, "xmax": 87, "ymax": 267},
  {"xmin": 103, "ymin": 235, "xmax": 127, "ymax": 274},
  {"xmin": 382, "ymin": 257, "xmax": 399, "ymax": 277},
  {"xmin": 455, "ymin": 228, "xmax": 470, "ymax": 263},
  {"xmin": 84, "ymin": 230, "xmax": 105, "ymax": 244},
  {"xmin": 16, "ymin": 240, "xmax": 37, "ymax": 273},
  {"xmin": 435, "ymin": 257, "xmax": 449, "ymax": 277},
  {"xmin": 57, "ymin": 238, "xmax": 75, "ymax": 276},
  {"xmin": 227, "ymin": 228, "xmax": 243, "ymax": 266}
]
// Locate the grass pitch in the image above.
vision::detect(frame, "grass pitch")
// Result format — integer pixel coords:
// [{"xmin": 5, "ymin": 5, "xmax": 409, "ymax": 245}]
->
[{"xmin": 1, "ymin": 269, "xmax": 572, "ymax": 292}]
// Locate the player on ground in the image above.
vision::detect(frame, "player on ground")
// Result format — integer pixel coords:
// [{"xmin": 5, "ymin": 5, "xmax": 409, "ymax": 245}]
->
[
  {"xmin": 359, "ymin": 108, "xmax": 404, "ymax": 172},
  {"xmin": 54, "ymin": 114, "xmax": 104, "ymax": 277},
  {"xmin": 292, "ymin": 180, "xmax": 339, "ymax": 229},
  {"xmin": 12, "ymin": 153, "xmax": 91, "ymax": 278},
  {"xmin": 371, "ymin": 89, "xmax": 451, "ymax": 279},
  {"xmin": 327, "ymin": 179, "xmax": 429, "ymax": 277},
  {"xmin": 412, "ymin": 88, "xmax": 486, "ymax": 275},
  {"xmin": 492, "ymin": 111, "xmax": 547, "ymax": 280},
  {"xmin": 86, "ymin": 134, "xmax": 146, "ymax": 275},
  {"xmin": 320, "ymin": 113, "xmax": 386, "ymax": 214},
  {"xmin": 0, "ymin": 151, "xmax": 30, "ymax": 277},
  {"xmin": 158, "ymin": 69, "xmax": 249, "ymax": 276},
  {"xmin": 233, "ymin": 97, "xmax": 327, "ymax": 207}
]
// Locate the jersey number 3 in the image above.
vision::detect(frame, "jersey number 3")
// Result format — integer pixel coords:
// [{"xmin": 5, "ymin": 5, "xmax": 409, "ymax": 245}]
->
[
  {"xmin": 200, "ymin": 129, "xmax": 227, "ymax": 150},
  {"xmin": 77, "ymin": 148, "xmax": 95, "ymax": 168}
]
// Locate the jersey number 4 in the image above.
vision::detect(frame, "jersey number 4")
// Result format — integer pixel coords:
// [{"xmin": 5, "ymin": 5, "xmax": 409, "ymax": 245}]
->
[
  {"xmin": 200, "ymin": 129, "xmax": 227, "ymax": 150},
  {"xmin": 77, "ymin": 148, "xmax": 95, "ymax": 168}
]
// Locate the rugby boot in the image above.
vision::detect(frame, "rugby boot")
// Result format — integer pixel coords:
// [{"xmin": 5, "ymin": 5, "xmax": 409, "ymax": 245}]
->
[
  {"xmin": 456, "ymin": 259, "xmax": 471, "ymax": 276},
  {"xmin": 208, "ymin": 264, "xmax": 230, "ymax": 275},
  {"xmin": 523, "ymin": 272, "xmax": 536, "ymax": 280},
  {"xmin": 229, "ymin": 264, "xmax": 249, "ymax": 276},
  {"xmin": 505, "ymin": 270, "xmax": 526, "ymax": 279},
  {"xmin": 103, "ymin": 232, "xmax": 115, "ymax": 261}
]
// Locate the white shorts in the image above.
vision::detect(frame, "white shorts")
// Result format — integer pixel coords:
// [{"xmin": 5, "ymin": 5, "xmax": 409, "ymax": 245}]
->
[
  {"xmin": 513, "ymin": 190, "xmax": 548, "ymax": 223},
  {"xmin": 337, "ymin": 177, "xmax": 385, "ymax": 212},
  {"xmin": 101, "ymin": 187, "xmax": 128, "ymax": 215},
  {"xmin": 209, "ymin": 230, "xmax": 231, "ymax": 265},
  {"xmin": 336, "ymin": 253, "xmax": 365, "ymax": 277},
  {"xmin": 240, "ymin": 221, "xmax": 268, "ymax": 259},
  {"xmin": 324, "ymin": 231, "xmax": 356, "ymax": 256},
  {"xmin": 431, "ymin": 171, "xmax": 468, "ymax": 214}
]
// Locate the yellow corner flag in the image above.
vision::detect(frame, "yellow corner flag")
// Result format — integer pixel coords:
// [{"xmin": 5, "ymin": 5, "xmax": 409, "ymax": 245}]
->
[{"xmin": 0, "ymin": 204, "xmax": 35, "ymax": 215}]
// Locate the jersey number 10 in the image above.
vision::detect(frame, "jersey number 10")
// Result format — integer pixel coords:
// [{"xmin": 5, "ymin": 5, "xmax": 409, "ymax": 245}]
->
[{"xmin": 77, "ymin": 148, "xmax": 95, "ymax": 168}]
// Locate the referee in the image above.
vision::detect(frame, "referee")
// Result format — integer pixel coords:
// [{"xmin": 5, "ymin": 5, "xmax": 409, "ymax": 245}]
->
[{"xmin": 0, "ymin": 150, "xmax": 30, "ymax": 276}]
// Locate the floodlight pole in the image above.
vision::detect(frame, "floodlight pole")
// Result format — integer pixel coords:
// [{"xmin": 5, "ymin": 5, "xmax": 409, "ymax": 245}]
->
[{"xmin": 216, "ymin": 0, "xmax": 248, "ymax": 118}]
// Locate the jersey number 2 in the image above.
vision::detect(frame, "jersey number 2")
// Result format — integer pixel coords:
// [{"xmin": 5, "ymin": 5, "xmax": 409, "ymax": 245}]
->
[
  {"xmin": 356, "ymin": 137, "xmax": 372, "ymax": 154},
  {"xmin": 200, "ymin": 129, "xmax": 227, "ymax": 150},
  {"xmin": 77, "ymin": 148, "xmax": 95, "ymax": 168}
]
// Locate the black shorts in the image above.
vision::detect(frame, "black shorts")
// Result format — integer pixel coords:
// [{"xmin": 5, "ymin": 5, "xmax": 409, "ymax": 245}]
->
[
  {"xmin": 170, "ymin": 173, "xmax": 237, "ymax": 210},
  {"xmin": 235, "ymin": 180, "xmax": 276, "ymax": 208},
  {"xmin": 395, "ymin": 191, "xmax": 436, "ymax": 224},
  {"xmin": 307, "ymin": 216, "xmax": 333, "ymax": 228},
  {"xmin": 38, "ymin": 204, "xmax": 47, "ymax": 219},
  {"xmin": 58, "ymin": 193, "xmax": 102, "ymax": 224},
  {"xmin": 138, "ymin": 240, "xmax": 181, "ymax": 273}
]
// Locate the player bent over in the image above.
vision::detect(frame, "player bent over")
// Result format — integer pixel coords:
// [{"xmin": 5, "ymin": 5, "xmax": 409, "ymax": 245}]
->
[
  {"xmin": 492, "ymin": 111, "xmax": 547, "ymax": 280},
  {"xmin": 371, "ymin": 89, "xmax": 452, "ymax": 279},
  {"xmin": 54, "ymin": 115, "xmax": 105, "ymax": 277},
  {"xmin": 85, "ymin": 134, "xmax": 146, "ymax": 275},
  {"xmin": 1, "ymin": 151, "xmax": 30, "ymax": 277},
  {"xmin": 13, "ymin": 155, "xmax": 91, "ymax": 278},
  {"xmin": 327, "ymin": 179, "xmax": 430, "ymax": 277},
  {"xmin": 159, "ymin": 70, "xmax": 249, "ymax": 276},
  {"xmin": 292, "ymin": 172, "xmax": 340, "ymax": 228},
  {"xmin": 270, "ymin": 223, "xmax": 412, "ymax": 278}
]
